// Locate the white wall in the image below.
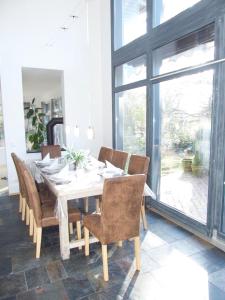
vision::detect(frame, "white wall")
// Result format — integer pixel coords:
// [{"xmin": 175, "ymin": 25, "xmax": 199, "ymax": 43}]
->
[{"xmin": 0, "ymin": 0, "xmax": 112, "ymax": 193}]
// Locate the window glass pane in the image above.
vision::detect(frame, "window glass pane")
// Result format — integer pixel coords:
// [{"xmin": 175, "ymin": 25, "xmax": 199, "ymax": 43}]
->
[
  {"xmin": 114, "ymin": 0, "xmax": 147, "ymax": 50},
  {"xmin": 115, "ymin": 55, "xmax": 146, "ymax": 87},
  {"xmin": 153, "ymin": 0, "xmax": 201, "ymax": 27},
  {"xmin": 153, "ymin": 24, "xmax": 214, "ymax": 76},
  {"xmin": 152, "ymin": 70, "xmax": 213, "ymax": 224},
  {"xmin": 115, "ymin": 86, "xmax": 146, "ymax": 154}
]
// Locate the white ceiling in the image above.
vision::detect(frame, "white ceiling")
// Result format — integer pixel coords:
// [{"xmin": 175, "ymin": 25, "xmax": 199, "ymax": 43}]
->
[{"xmin": 0, "ymin": 0, "xmax": 84, "ymax": 51}]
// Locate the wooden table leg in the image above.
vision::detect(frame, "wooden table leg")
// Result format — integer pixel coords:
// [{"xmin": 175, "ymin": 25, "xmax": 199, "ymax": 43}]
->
[{"xmin": 58, "ymin": 197, "xmax": 70, "ymax": 260}]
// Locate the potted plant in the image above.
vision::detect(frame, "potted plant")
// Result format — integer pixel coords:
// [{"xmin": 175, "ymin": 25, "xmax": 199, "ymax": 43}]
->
[
  {"xmin": 65, "ymin": 149, "xmax": 85, "ymax": 170},
  {"xmin": 191, "ymin": 151, "xmax": 203, "ymax": 176},
  {"xmin": 25, "ymin": 98, "xmax": 46, "ymax": 150},
  {"xmin": 182, "ymin": 148, "xmax": 193, "ymax": 172}
]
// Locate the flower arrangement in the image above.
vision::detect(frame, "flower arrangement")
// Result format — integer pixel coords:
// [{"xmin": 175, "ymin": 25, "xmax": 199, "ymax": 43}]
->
[{"xmin": 65, "ymin": 148, "xmax": 86, "ymax": 169}]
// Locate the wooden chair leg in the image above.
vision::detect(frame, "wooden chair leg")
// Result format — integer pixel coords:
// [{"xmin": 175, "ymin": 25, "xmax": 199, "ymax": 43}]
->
[
  {"xmin": 36, "ymin": 227, "xmax": 42, "ymax": 258},
  {"xmin": 69, "ymin": 223, "xmax": 73, "ymax": 234},
  {"xmin": 96, "ymin": 198, "xmax": 100, "ymax": 213},
  {"xmin": 19, "ymin": 193, "xmax": 22, "ymax": 213},
  {"xmin": 84, "ymin": 227, "xmax": 89, "ymax": 256},
  {"xmin": 117, "ymin": 241, "xmax": 123, "ymax": 247},
  {"xmin": 22, "ymin": 197, "xmax": 26, "ymax": 221},
  {"xmin": 134, "ymin": 236, "xmax": 140, "ymax": 271},
  {"xmin": 76, "ymin": 221, "xmax": 82, "ymax": 250},
  {"xmin": 102, "ymin": 244, "xmax": 109, "ymax": 281},
  {"xmin": 26, "ymin": 204, "xmax": 30, "ymax": 225},
  {"xmin": 84, "ymin": 197, "xmax": 89, "ymax": 213},
  {"xmin": 29, "ymin": 209, "xmax": 34, "ymax": 236},
  {"xmin": 33, "ymin": 220, "xmax": 37, "ymax": 243},
  {"xmin": 141, "ymin": 204, "xmax": 148, "ymax": 230}
]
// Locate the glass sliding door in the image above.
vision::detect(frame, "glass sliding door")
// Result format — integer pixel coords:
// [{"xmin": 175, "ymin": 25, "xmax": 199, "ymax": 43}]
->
[
  {"xmin": 153, "ymin": 70, "xmax": 214, "ymax": 224},
  {"xmin": 115, "ymin": 86, "xmax": 146, "ymax": 154}
]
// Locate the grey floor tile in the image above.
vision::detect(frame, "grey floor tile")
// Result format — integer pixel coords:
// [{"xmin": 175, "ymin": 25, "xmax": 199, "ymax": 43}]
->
[
  {"xmin": 35, "ymin": 281, "xmax": 69, "ymax": 300},
  {"xmin": 63, "ymin": 276, "xmax": 95, "ymax": 299},
  {"xmin": 0, "ymin": 257, "xmax": 12, "ymax": 277},
  {"xmin": 46, "ymin": 260, "xmax": 67, "ymax": 283},
  {"xmin": 209, "ymin": 267, "xmax": 225, "ymax": 292},
  {"xmin": 25, "ymin": 266, "xmax": 50, "ymax": 290},
  {"xmin": 17, "ymin": 289, "xmax": 37, "ymax": 300},
  {"xmin": 208, "ymin": 283, "xmax": 225, "ymax": 300},
  {"xmin": 190, "ymin": 247, "xmax": 225, "ymax": 274},
  {"xmin": 0, "ymin": 273, "xmax": 27, "ymax": 299}
]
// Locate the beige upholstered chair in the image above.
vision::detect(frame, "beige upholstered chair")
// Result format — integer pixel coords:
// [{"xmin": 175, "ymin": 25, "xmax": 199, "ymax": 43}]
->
[
  {"xmin": 83, "ymin": 174, "xmax": 146, "ymax": 281},
  {"xmin": 22, "ymin": 167, "xmax": 82, "ymax": 258},
  {"xmin": 41, "ymin": 145, "xmax": 61, "ymax": 159},
  {"xmin": 128, "ymin": 154, "xmax": 150, "ymax": 230}
]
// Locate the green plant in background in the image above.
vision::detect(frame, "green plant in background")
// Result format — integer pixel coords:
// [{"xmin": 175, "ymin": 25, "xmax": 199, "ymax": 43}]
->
[
  {"xmin": 65, "ymin": 149, "xmax": 85, "ymax": 168},
  {"xmin": 25, "ymin": 98, "xmax": 46, "ymax": 150}
]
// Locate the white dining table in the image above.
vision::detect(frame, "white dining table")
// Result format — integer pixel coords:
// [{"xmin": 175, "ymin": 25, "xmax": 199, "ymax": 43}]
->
[{"xmin": 31, "ymin": 159, "xmax": 156, "ymax": 260}]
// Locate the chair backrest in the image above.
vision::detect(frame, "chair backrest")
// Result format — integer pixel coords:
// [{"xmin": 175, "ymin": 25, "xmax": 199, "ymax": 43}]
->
[
  {"xmin": 111, "ymin": 149, "xmax": 128, "ymax": 170},
  {"xmin": 41, "ymin": 145, "xmax": 61, "ymax": 159},
  {"xmin": 98, "ymin": 146, "xmax": 113, "ymax": 163},
  {"xmin": 22, "ymin": 167, "xmax": 43, "ymax": 227},
  {"xmin": 11, "ymin": 153, "xmax": 25, "ymax": 197},
  {"xmin": 101, "ymin": 174, "xmax": 146, "ymax": 244},
  {"xmin": 128, "ymin": 154, "xmax": 150, "ymax": 176}
]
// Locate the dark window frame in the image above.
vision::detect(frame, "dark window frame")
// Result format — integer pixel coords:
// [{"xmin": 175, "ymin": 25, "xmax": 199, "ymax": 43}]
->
[{"xmin": 111, "ymin": 0, "xmax": 225, "ymax": 238}]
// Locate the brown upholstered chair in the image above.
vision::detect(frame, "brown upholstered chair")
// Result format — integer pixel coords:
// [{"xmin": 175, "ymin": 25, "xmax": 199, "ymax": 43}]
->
[
  {"xmin": 84, "ymin": 146, "xmax": 114, "ymax": 213},
  {"xmin": 84, "ymin": 174, "xmax": 146, "ymax": 281},
  {"xmin": 22, "ymin": 167, "xmax": 82, "ymax": 258},
  {"xmin": 98, "ymin": 146, "xmax": 113, "ymax": 164},
  {"xmin": 12, "ymin": 153, "xmax": 55, "ymax": 229},
  {"xmin": 41, "ymin": 145, "xmax": 61, "ymax": 159},
  {"xmin": 128, "ymin": 154, "xmax": 150, "ymax": 230},
  {"xmin": 110, "ymin": 149, "xmax": 128, "ymax": 170},
  {"xmin": 95, "ymin": 149, "xmax": 128, "ymax": 213},
  {"xmin": 11, "ymin": 153, "xmax": 26, "ymax": 220}
]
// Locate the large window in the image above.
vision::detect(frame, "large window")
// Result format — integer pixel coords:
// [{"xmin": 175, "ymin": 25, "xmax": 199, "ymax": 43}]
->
[
  {"xmin": 115, "ymin": 87, "xmax": 146, "ymax": 155},
  {"xmin": 112, "ymin": 0, "xmax": 225, "ymax": 236},
  {"xmin": 153, "ymin": 0, "xmax": 201, "ymax": 27},
  {"xmin": 115, "ymin": 55, "xmax": 146, "ymax": 87},
  {"xmin": 153, "ymin": 24, "xmax": 215, "ymax": 76},
  {"xmin": 114, "ymin": 0, "xmax": 147, "ymax": 50}
]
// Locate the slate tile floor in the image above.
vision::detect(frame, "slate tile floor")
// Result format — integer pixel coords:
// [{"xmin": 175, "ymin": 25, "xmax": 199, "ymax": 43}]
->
[{"xmin": 1, "ymin": 195, "xmax": 225, "ymax": 299}]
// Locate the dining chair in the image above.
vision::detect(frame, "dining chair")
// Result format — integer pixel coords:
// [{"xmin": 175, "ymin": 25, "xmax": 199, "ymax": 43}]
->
[
  {"xmin": 22, "ymin": 167, "xmax": 82, "ymax": 258},
  {"xmin": 84, "ymin": 146, "xmax": 114, "ymax": 213},
  {"xmin": 95, "ymin": 149, "xmax": 128, "ymax": 213},
  {"xmin": 110, "ymin": 149, "xmax": 128, "ymax": 170},
  {"xmin": 128, "ymin": 154, "xmax": 150, "ymax": 230},
  {"xmin": 11, "ymin": 153, "xmax": 26, "ymax": 220},
  {"xmin": 17, "ymin": 159, "xmax": 56, "ymax": 235},
  {"xmin": 41, "ymin": 145, "xmax": 61, "ymax": 159},
  {"xmin": 98, "ymin": 146, "xmax": 113, "ymax": 163},
  {"xmin": 83, "ymin": 174, "xmax": 146, "ymax": 281}
]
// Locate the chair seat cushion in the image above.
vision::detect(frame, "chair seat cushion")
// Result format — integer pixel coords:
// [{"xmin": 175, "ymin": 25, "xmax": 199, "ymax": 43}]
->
[
  {"xmin": 68, "ymin": 207, "xmax": 81, "ymax": 223},
  {"xmin": 41, "ymin": 205, "xmax": 81, "ymax": 227}
]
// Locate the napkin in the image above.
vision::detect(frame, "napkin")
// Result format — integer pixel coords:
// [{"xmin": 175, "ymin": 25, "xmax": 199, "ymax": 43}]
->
[
  {"xmin": 105, "ymin": 161, "xmax": 124, "ymax": 175},
  {"xmin": 88, "ymin": 156, "xmax": 105, "ymax": 169},
  {"xmin": 52, "ymin": 164, "xmax": 70, "ymax": 179},
  {"xmin": 42, "ymin": 153, "xmax": 50, "ymax": 162},
  {"xmin": 42, "ymin": 159, "xmax": 59, "ymax": 172}
]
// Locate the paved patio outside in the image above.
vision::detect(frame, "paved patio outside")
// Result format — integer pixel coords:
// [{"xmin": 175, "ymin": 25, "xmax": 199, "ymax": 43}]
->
[{"xmin": 160, "ymin": 170, "xmax": 208, "ymax": 224}]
